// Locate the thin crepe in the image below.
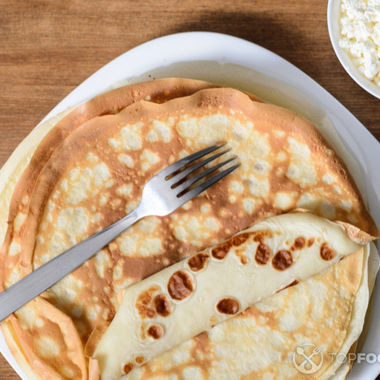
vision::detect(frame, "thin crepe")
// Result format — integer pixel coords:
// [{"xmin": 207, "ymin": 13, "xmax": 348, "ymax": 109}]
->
[
  {"xmin": 93, "ymin": 212, "xmax": 363, "ymax": 380},
  {"xmin": 121, "ymin": 245, "xmax": 370, "ymax": 380},
  {"xmin": 0, "ymin": 80, "xmax": 377, "ymax": 380}
]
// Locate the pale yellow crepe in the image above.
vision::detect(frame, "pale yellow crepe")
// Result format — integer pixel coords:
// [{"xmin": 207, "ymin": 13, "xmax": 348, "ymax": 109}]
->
[
  {"xmin": 120, "ymin": 245, "xmax": 371, "ymax": 380},
  {"xmin": 94, "ymin": 212, "xmax": 363, "ymax": 380}
]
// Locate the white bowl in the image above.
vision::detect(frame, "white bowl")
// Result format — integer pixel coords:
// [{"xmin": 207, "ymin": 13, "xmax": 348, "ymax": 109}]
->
[{"xmin": 327, "ymin": 0, "xmax": 380, "ymax": 99}]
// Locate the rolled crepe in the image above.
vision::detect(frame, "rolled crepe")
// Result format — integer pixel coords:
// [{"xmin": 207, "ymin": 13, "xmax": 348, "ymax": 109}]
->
[{"xmin": 93, "ymin": 212, "xmax": 362, "ymax": 379}]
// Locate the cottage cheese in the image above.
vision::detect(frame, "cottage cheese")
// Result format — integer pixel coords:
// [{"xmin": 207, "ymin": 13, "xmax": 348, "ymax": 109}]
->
[{"xmin": 339, "ymin": 0, "xmax": 380, "ymax": 86}]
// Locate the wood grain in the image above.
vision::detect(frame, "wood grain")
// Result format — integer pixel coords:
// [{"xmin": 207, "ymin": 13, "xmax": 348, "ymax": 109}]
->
[{"xmin": 0, "ymin": 0, "xmax": 379, "ymax": 378}]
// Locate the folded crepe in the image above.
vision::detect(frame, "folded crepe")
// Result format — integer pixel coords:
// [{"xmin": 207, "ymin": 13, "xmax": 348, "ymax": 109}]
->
[
  {"xmin": 93, "ymin": 212, "xmax": 363, "ymax": 380},
  {"xmin": 0, "ymin": 79, "xmax": 378, "ymax": 380},
  {"xmin": 118, "ymin": 244, "xmax": 376, "ymax": 380}
]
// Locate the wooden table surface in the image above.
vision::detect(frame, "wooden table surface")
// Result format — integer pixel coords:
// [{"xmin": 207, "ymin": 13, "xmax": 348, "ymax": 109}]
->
[{"xmin": 1, "ymin": 0, "xmax": 379, "ymax": 379}]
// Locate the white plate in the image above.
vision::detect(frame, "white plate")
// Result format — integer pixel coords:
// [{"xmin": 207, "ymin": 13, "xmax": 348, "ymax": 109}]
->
[{"xmin": 1, "ymin": 31, "xmax": 380, "ymax": 380}]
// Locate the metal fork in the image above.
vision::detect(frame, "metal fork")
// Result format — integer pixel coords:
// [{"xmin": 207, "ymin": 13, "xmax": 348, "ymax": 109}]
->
[{"xmin": 0, "ymin": 143, "xmax": 238, "ymax": 322}]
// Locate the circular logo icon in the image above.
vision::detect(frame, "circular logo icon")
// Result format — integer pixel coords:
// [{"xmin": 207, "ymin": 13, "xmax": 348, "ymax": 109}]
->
[{"xmin": 293, "ymin": 343, "xmax": 323, "ymax": 374}]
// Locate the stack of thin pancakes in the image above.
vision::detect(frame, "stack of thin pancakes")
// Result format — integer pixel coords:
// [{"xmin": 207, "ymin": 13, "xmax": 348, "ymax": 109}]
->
[{"xmin": 0, "ymin": 78, "xmax": 378, "ymax": 380}]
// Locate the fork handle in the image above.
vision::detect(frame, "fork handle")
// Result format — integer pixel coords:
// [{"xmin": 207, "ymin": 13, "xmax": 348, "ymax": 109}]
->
[{"xmin": 0, "ymin": 206, "xmax": 145, "ymax": 322}]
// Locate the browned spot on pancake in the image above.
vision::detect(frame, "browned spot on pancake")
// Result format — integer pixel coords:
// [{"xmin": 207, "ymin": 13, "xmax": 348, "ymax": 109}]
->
[
  {"xmin": 168, "ymin": 270, "xmax": 193, "ymax": 300},
  {"xmin": 275, "ymin": 279, "xmax": 300, "ymax": 293},
  {"xmin": 217, "ymin": 298, "xmax": 239, "ymax": 315},
  {"xmin": 135, "ymin": 356, "xmax": 145, "ymax": 364},
  {"xmin": 231, "ymin": 233, "xmax": 250, "ymax": 247},
  {"xmin": 307, "ymin": 237, "xmax": 315, "ymax": 247},
  {"xmin": 240, "ymin": 256, "xmax": 248, "ymax": 265},
  {"xmin": 294, "ymin": 237, "xmax": 305, "ymax": 250},
  {"xmin": 152, "ymin": 294, "xmax": 172, "ymax": 317},
  {"xmin": 188, "ymin": 253, "xmax": 209, "ymax": 272},
  {"xmin": 233, "ymin": 245, "xmax": 248, "ymax": 265},
  {"xmin": 255, "ymin": 244, "xmax": 271, "ymax": 265},
  {"xmin": 135, "ymin": 286, "xmax": 158, "ymax": 319},
  {"xmin": 147, "ymin": 325, "xmax": 163, "ymax": 340},
  {"xmin": 253, "ymin": 230, "xmax": 272, "ymax": 245},
  {"xmin": 320, "ymin": 242, "xmax": 336, "ymax": 261},
  {"xmin": 188, "ymin": 331, "xmax": 214, "ymax": 372},
  {"xmin": 192, "ymin": 331, "xmax": 211, "ymax": 354},
  {"xmin": 211, "ymin": 241, "xmax": 232, "ymax": 260},
  {"xmin": 272, "ymin": 250, "xmax": 293, "ymax": 271},
  {"xmin": 123, "ymin": 363, "xmax": 134, "ymax": 374}
]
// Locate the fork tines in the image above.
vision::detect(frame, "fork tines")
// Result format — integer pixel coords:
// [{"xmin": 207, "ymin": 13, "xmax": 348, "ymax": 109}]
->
[{"xmin": 163, "ymin": 143, "xmax": 239, "ymax": 199}]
